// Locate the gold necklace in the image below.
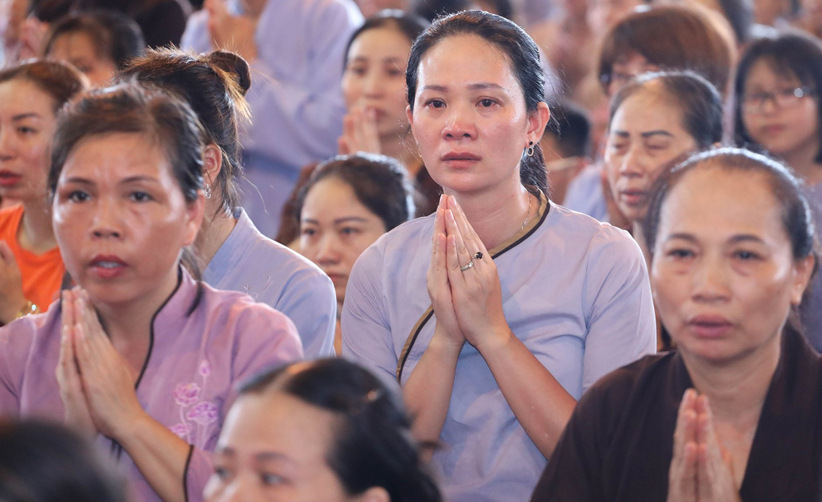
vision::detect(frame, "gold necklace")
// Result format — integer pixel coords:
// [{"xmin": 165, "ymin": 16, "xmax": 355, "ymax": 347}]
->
[{"xmin": 519, "ymin": 193, "xmax": 533, "ymax": 232}]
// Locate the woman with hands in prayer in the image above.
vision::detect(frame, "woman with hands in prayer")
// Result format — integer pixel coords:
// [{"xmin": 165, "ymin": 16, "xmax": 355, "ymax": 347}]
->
[
  {"xmin": 0, "ymin": 83, "xmax": 303, "ymax": 502},
  {"xmin": 532, "ymin": 148, "xmax": 822, "ymax": 501},
  {"xmin": 342, "ymin": 11, "xmax": 656, "ymax": 502}
]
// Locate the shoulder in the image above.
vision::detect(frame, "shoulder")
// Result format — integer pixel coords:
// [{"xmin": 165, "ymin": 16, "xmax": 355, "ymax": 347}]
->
[
  {"xmin": 196, "ymin": 283, "xmax": 298, "ymax": 335},
  {"xmin": 354, "ymin": 215, "xmax": 434, "ymax": 272},
  {"xmin": 544, "ymin": 203, "xmax": 641, "ymax": 259}
]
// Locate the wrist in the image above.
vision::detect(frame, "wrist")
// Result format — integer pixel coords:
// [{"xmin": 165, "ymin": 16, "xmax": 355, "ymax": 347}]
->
[
  {"xmin": 473, "ymin": 327, "xmax": 513, "ymax": 355},
  {"xmin": 429, "ymin": 327, "xmax": 465, "ymax": 357},
  {"xmin": 110, "ymin": 408, "xmax": 152, "ymax": 445}
]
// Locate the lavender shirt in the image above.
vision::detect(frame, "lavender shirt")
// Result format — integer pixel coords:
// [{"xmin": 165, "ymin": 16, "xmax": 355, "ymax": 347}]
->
[
  {"xmin": 203, "ymin": 209, "xmax": 336, "ymax": 358},
  {"xmin": 342, "ymin": 196, "xmax": 657, "ymax": 502},
  {"xmin": 0, "ymin": 269, "xmax": 303, "ymax": 502}
]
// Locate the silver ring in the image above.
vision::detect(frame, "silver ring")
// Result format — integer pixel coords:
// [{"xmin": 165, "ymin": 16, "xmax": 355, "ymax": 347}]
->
[{"xmin": 460, "ymin": 260, "xmax": 474, "ymax": 272}]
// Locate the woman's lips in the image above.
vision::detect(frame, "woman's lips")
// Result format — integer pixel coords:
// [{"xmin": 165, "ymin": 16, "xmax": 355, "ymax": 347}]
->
[
  {"xmin": 618, "ymin": 189, "xmax": 647, "ymax": 206},
  {"xmin": 0, "ymin": 171, "xmax": 21, "ymax": 187},
  {"xmin": 441, "ymin": 152, "xmax": 481, "ymax": 169},
  {"xmin": 89, "ymin": 255, "xmax": 127, "ymax": 280},
  {"xmin": 687, "ymin": 315, "xmax": 734, "ymax": 339}
]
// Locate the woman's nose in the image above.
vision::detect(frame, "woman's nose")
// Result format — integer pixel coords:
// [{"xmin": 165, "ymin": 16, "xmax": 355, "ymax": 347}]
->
[{"xmin": 442, "ymin": 103, "xmax": 477, "ymax": 140}]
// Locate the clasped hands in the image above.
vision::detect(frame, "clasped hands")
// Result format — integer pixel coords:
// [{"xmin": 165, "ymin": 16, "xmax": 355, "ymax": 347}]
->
[
  {"xmin": 667, "ymin": 389, "xmax": 742, "ymax": 502},
  {"xmin": 205, "ymin": 0, "xmax": 258, "ymax": 62},
  {"xmin": 426, "ymin": 195, "xmax": 510, "ymax": 352},
  {"xmin": 56, "ymin": 289, "xmax": 146, "ymax": 440}
]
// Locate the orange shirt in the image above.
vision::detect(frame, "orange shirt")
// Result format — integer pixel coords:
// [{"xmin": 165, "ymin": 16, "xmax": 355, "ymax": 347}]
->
[{"xmin": 0, "ymin": 206, "xmax": 64, "ymax": 313}]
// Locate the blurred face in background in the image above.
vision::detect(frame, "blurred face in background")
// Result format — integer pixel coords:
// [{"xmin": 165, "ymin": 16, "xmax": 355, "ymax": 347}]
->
[
  {"xmin": 342, "ymin": 25, "xmax": 414, "ymax": 141},
  {"xmin": 587, "ymin": 0, "xmax": 645, "ymax": 34},
  {"xmin": 300, "ymin": 177, "xmax": 387, "ymax": 306},
  {"xmin": 47, "ymin": 31, "xmax": 116, "ymax": 87}
]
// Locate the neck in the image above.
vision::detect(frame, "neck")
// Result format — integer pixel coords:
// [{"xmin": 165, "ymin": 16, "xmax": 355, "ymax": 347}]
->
[
  {"xmin": 447, "ymin": 175, "xmax": 534, "ymax": 251},
  {"xmin": 194, "ymin": 199, "xmax": 237, "ymax": 267},
  {"xmin": 631, "ymin": 220, "xmax": 651, "ymax": 267},
  {"xmin": 381, "ymin": 131, "xmax": 423, "ymax": 178},
  {"xmin": 782, "ymin": 140, "xmax": 822, "ymax": 186},
  {"xmin": 92, "ymin": 266, "xmax": 180, "ymax": 344},
  {"xmin": 18, "ymin": 198, "xmax": 56, "ymax": 254},
  {"xmin": 681, "ymin": 333, "xmax": 780, "ymax": 425}
]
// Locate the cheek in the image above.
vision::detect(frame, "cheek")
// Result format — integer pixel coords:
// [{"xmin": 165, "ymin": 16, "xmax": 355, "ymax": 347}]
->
[{"xmin": 341, "ymin": 77, "xmax": 359, "ymax": 108}]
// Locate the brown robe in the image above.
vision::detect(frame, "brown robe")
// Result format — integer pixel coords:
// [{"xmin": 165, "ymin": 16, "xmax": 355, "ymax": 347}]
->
[{"xmin": 532, "ymin": 327, "xmax": 822, "ymax": 502}]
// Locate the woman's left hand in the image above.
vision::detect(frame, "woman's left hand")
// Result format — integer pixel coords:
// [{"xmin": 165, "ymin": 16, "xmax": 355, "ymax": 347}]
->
[
  {"xmin": 442, "ymin": 195, "xmax": 511, "ymax": 351},
  {"xmin": 695, "ymin": 396, "xmax": 742, "ymax": 502},
  {"xmin": 205, "ymin": 0, "xmax": 258, "ymax": 61},
  {"xmin": 69, "ymin": 289, "xmax": 146, "ymax": 440}
]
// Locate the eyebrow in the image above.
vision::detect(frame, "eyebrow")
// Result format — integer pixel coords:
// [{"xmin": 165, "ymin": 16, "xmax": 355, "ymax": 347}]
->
[
  {"xmin": 665, "ymin": 233, "xmax": 766, "ymax": 244},
  {"xmin": 421, "ymin": 83, "xmax": 505, "ymax": 92},
  {"xmin": 12, "ymin": 113, "xmax": 40, "ymax": 121},
  {"xmin": 121, "ymin": 175, "xmax": 160, "ymax": 184},
  {"xmin": 611, "ymin": 130, "xmax": 673, "ymax": 138},
  {"xmin": 212, "ymin": 447, "xmax": 289, "ymax": 462},
  {"xmin": 301, "ymin": 216, "xmax": 370, "ymax": 225}
]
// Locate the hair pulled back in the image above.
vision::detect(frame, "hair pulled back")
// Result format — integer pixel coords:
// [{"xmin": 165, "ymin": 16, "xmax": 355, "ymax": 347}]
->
[
  {"xmin": 598, "ymin": 4, "xmax": 734, "ymax": 96},
  {"xmin": 0, "ymin": 59, "xmax": 86, "ymax": 113},
  {"xmin": 0, "ymin": 419, "xmax": 126, "ymax": 502},
  {"xmin": 44, "ymin": 10, "xmax": 146, "ymax": 71},
  {"xmin": 240, "ymin": 359, "xmax": 442, "ymax": 502},
  {"xmin": 406, "ymin": 10, "xmax": 547, "ymax": 196},
  {"xmin": 296, "ymin": 153, "xmax": 415, "ymax": 232},
  {"xmin": 610, "ymin": 70, "xmax": 724, "ymax": 149},
  {"xmin": 118, "ymin": 48, "xmax": 251, "ymax": 213},
  {"xmin": 733, "ymin": 31, "xmax": 822, "ymax": 163},
  {"xmin": 345, "ymin": 10, "xmax": 430, "ymax": 68}
]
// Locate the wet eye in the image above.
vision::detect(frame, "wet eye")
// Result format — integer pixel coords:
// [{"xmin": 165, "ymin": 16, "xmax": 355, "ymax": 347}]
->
[
  {"xmin": 478, "ymin": 99, "xmax": 497, "ymax": 108},
  {"xmin": 734, "ymin": 250, "xmax": 760, "ymax": 261},
  {"xmin": 260, "ymin": 473, "xmax": 285, "ymax": 486},
  {"xmin": 425, "ymin": 99, "xmax": 445, "ymax": 109},
  {"xmin": 667, "ymin": 249, "xmax": 694, "ymax": 259},
  {"xmin": 67, "ymin": 191, "xmax": 89, "ymax": 203},
  {"xmin": 130, "ymin": 191, "xmax": 152, "ymax": 202}
]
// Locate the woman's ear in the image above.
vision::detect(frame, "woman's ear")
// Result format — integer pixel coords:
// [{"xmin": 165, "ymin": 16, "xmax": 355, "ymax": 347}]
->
[
  {"xmin": 790, "ymin": 254, "xmax": 816, "ymax": 305},
  {"xmin": 203, "ymin": 143, "xmax": 223, "ymax": 191},
  {"xmin": 353, "ymin": 487, "xmax": 390, "ymax": 502},
  {"xmin": 526, "ymin": 102, "xmax": 551, "ymax": 148}
]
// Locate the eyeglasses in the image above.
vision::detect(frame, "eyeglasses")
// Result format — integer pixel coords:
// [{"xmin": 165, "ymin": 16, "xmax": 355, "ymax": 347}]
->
[{"xmin": 742, "ymin": 86, "xmax": 816, "ymax": 115}]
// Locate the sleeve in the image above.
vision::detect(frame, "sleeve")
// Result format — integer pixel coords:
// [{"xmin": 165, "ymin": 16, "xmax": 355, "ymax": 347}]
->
[
  {"xmin": 0, "ymin": 318, "xmax": 37, "ymax": 415},
  {"xmin": 581, "ymin": 227, "xmax": 657, "ymax": 392},
  {"xmin": 530, "ymin": 384, "xmax": 609, "ymax": 502},
  {"xmin": 236, "ymin": 0, "xmax": 363, "ymax": 169},
  {"xmin": 184, "ymin": 446, "xmax": 212, "ymax": 502},
  {"xmin": 274, "ymin": 267, "xmax": 337, "ymax": 359},
  {"xmin": 340, "ymin": 241, "xmax": 398, "ymax": 380}
]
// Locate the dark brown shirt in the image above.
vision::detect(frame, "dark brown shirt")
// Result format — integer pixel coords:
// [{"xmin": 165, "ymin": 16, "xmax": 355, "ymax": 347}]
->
[{"xmin": 532, "ymin": 328, "xmax": 822, "ymax": 502}]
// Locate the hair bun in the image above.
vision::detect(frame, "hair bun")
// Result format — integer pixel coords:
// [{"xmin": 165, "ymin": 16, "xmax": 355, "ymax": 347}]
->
[{"xmin": 206, "ymin": 50, "xmax": 251, "ymax": 96}]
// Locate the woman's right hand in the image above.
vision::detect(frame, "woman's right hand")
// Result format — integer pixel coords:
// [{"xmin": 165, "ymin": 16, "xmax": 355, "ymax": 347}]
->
[
  {"xmin": 338, "ymin": 108, "xmax": 381, "ymax": 156},
  {"xmin": 56, "ymin": 289, "xmax": 97, "ymax": 437},
  {"xmin": 427, "ymin": 197, "xmax": 466, "ymax": 350},
  {"xmin": 0, "ymin": 241, "xmax": 25, "ymax": 324}
]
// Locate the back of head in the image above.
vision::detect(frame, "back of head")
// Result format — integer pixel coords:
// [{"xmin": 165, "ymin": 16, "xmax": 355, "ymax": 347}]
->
[
  {"xmin": 733, "ymin": 30, "xmax": 822, "ymax": 162},
  {"xmin": 0, "ymin": 59, "xmax": 86, "ymax": 113},
  {"xmin": 544, "ymin": 102, "xmax": 592, "ymax": 159},
  {"xmin": 296, "ymin": 153, "xmax": 415, "ymax": 232},
  {"xmin": 406, "ymin": 10, "xmax": 548, "ymax": 195},
  {"xmin": 610, "ymin": 70, "xmax": 724, "ymax": 149},
  {"xmin": 44, "ymin": 10, "xmax": 146, "ymax": 70},
  {"xmin": 240, "ymin": 359, "xmax": 442, "ymax": 502},
  {"xmin": 599, "ymin": 4, "xmax": 735, "ymax": 96},
  {"xmin": 118, "ymin": 48, "xmax": 251, "ymax": 212},
  {"xmin": 0, "ymin": 420, "xmax": 126, "ymax": 502}
]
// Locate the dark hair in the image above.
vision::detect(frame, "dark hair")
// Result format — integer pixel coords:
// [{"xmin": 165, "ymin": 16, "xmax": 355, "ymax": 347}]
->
[
  {"xmin": 598, "ymin": 4, "xmax": 734, "ymax": 96},
  {"xmin": 296, "ymin": 153, "xmax": 414, "ymax": 232},
  {"xmin": 544, "ymin": 101, "xmax": 591, "ymax": 159},
  {"xmin": 44, "ymin": 10, "xmax": 146, "ymax": 71},
  {"xmin": 27, "ymin": 0, "xmax": 72, "ymax": 22},
  {"xmin": 345, "ymin": 10, "xmax": 430, "ymax": 68},
  {"xmin": 609, "ymin": 71, "xmax": 724, "ymax": 150},
  {"xmin": 118, "ymin": 48, "xmax": 251, "ymax": 213},
  {"xmin": 714, "ymin": 0, "xmax": 754, "ymax": 44},
  {"xmin": 642, "ymin": 147, "xmax": 817, "ymax": 338},
  {"xmin": 0, "ymin": 419, "xmax": 126, "ymax": 502},
  {"xmin": 733, "ymin": 31, "xmax": 822, "ymax": 163},
  {"xmin": 0, "ymin": 60, "xmax": 86, "ymax": 114},
  {"xmin": 406, "ymin": 10, "xmax": 547, "ymax": 196},
  {"xmin": 48, "ymin": 82, "xmax": 206, "ymax": 312},
  {"xmin": 239, "ymin": 359, "xmax": 442, "ymax": 502}
]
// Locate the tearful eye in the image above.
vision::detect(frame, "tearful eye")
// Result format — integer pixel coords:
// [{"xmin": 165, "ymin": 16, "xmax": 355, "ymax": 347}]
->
[
  {"xmin": 130, "ymin": 191, "xmax": 152, "ymax": 202},
  {"xmin": 479, "ymin": 99, "xmax": 496, "ymax": 107},
  {"xmin": 426, "ymin": 99, "xmax": 445, "ymax": 109},
  {"xmin": 67, "ymin": 191, "xmax": 89, "ymax": 203}
]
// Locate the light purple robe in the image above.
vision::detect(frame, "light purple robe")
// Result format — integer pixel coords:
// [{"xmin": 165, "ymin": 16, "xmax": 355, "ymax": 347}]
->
[{"xmin": 0, "ymin": 269, "xmax": 303, "ymax": 502}]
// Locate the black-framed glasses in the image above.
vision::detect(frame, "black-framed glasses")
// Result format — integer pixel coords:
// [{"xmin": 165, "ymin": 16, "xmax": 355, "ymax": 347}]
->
[{"xmin": 742, "ymin": 86, "xmax": 816, "ymax": 115}]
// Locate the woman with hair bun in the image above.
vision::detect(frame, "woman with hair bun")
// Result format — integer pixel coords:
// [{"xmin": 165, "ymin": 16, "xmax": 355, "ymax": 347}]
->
[
  {"xmin": 119, "ymin": 49, "xmax": 338, "ymax": 358},
  {"xmin": 206, "ymin": 358, "xmax": 442, "ymax": 502},
  {"xmin": 342, "ymin": 11, "xmax": 656, "ymax": 501},
  {"xmin": 0, "ymin": 82, "xmax": 302, "ymax": 502}
]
